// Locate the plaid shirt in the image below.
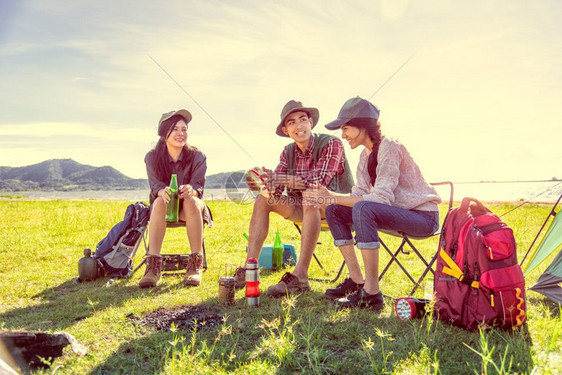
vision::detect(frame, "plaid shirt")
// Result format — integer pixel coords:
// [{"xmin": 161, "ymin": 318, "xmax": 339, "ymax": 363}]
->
[{"xmin": 273, "ymin": 134, "xmax": 345, "ymax": 197}]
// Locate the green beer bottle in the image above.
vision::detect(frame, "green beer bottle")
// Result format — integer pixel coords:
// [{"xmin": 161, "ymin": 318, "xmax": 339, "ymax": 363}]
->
[
  {"xmin": 165, "ymin": 174, "xmax": 179, "ymax": 222},
  {"xmin": 272, "ymin": 230, "xmax": 283, "ymax": 270}
]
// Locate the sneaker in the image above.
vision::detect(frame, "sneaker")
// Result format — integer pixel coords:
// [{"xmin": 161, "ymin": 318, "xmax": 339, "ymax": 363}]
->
[
  {"xmin": 266, "ymin": 272, "xmax": 311, "ymax": 298},
  {"xmin": 233, "ymin": 266, "xmax": 246, "ymax": 290},
  {"xmin": 183, "ymin": 253, "xmax": 204, "ymax": 286},
  {"xmin": 139, "ymin": 255, "xmax": 162, "ymax": 288},
  {"xmin": 324, "ymin": 277, "xmax": 364, "ymax": 299},
  {"xmin": 336, "ymin": 289, "xmax": 385, "ymax": 311}
]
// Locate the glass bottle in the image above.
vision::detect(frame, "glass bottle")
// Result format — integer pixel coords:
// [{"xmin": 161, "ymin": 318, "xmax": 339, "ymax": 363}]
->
[
  {"xmin": 272, "ymin": 230, "xmax": 283, "ymax": 270},
  {"xmin": 165, "ymin": 174, "xmax": 179, "ymax": 222}
]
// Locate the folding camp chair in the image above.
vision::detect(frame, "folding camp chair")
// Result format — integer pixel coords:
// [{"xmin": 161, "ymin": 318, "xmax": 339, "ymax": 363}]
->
[
  {"xmin": 133, "ymin": 219, "xmax": 210, "ymax": 276},
  {"xmin": 378, "ymin": 181, "xmax": 454, "ymax": 295},
  {"xmin": 293, "ymin": 182, "xmax": 454, "ymax": 287}
]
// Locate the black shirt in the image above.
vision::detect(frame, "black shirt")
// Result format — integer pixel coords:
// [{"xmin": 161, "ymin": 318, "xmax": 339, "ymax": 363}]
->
[{"xmin": 144, "ymin": 147, "xmax": 207, "ymax": 204}]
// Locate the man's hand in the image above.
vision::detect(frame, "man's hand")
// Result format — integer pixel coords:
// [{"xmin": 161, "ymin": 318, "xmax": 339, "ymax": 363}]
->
[
  {"xmin": 246, "ymin": 167, "xmax": 266, "ymax": 191},
  {"xmin": 303, "ymin": 184, "xmax": 335, "ymax": 207},
  {"xmin": 267, "ymin": 171, "xmax": 306, "ymax": 190},
  {"xmin": 246, "ymin": 167, "xmax": 271, "ymax": 198}
]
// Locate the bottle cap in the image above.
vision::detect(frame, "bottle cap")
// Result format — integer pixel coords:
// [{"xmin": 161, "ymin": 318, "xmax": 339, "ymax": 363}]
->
[{"xmin": 246, "ymin": 257, "xmax": 258, "ymax": 269}]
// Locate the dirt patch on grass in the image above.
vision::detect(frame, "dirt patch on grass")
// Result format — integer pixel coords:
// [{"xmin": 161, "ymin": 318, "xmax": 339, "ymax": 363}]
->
[{"xmin": 128, "ymin": 305, "xmax": 224, "ymax": 332}]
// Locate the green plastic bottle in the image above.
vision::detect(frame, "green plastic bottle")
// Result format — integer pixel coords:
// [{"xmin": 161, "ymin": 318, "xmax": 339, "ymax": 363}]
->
[
  {"xmin": 165, "ymin": 174, "xmax": 179, "ymax": 222},
  {"xmin": 272, "ymin": 230, "xmax": 283, "ymax": 270}
]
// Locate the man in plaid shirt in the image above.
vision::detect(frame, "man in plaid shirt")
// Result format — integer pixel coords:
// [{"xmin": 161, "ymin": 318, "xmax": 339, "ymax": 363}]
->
[{"xmin": 234, "ymin": 100, "xmax": 353, "ymax": 297}]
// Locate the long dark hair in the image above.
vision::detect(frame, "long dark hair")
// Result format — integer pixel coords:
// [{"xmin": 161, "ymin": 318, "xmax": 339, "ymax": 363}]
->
[
  {"xmin": 347, "ymin": 117, "xmax": 382, "ymax": 185},
  {"xmin": 153, "ymin": 114, "xmax": 194, "ymax": 182}
]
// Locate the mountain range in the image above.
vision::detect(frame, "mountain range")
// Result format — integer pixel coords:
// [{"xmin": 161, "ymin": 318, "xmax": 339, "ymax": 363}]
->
[{"xmin": 0, "ymin": 159, "xmax": 245, "ymax": 192}]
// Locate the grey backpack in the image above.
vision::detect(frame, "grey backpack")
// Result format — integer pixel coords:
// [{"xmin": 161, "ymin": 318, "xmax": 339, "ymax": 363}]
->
[{"xmin": 94, "ymin": 202, "xmax": 150, "ymax": 278}]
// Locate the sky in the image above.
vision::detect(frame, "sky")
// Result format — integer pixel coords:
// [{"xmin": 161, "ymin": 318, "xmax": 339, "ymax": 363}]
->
[{"xmin": 1, "ymin": 0, "xmax": 561, "ymax": 184}]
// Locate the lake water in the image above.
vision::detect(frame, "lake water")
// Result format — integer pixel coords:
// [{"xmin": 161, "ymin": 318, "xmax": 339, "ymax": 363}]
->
[
  {"xmin": 2, "ymin": 181, "xmax": 561, "ymax": 203},
  {"xmin": 437, "ymin": 180, "xmax": 562, "ymax": 204}
]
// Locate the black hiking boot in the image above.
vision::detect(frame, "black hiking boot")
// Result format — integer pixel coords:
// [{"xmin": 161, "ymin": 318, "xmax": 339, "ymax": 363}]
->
[
  {"xmin": 324, "ymin": 277, "xmax": 364, "ymax": 299},
  {"xmin": 336, "ymin": 289, "xmax": 385, "ymax": 311}
]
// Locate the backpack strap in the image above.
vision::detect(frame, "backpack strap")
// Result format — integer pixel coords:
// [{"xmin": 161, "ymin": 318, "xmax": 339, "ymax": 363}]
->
[
  {"xmin": 107, "ymin": 228, "xmax": 142, "ymax": 255},
  {"xmin": 439, "ymin": 249, "xmax": 480, "ymax": 288}
]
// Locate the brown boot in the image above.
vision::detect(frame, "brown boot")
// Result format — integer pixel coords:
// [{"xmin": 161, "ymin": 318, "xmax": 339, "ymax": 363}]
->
[
  {"xmin": 266, "ymin": 272, "xmax": 311, "ymax": 298},
  {"xmin": 139, "ymin": 255, "xmax": 162, "ymax": 288},
  {"xmin": 233, "ymin": 266, "xmax": 246, "ymax": 290},
  {"xmin": 183, "ymin": 252, "xmax": 204, "ymax": 286}
]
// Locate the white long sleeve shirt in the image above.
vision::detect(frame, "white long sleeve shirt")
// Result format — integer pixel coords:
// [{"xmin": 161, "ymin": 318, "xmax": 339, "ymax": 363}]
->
[{"xmin": 351, "ymin": 137, "xmax": 441, "ymax": 211}]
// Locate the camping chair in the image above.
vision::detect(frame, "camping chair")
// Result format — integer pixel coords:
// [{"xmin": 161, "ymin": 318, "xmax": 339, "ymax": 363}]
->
[
  {"xmin": 133, "ymin": 218, "xmax": 210, "ymax": 276},
  {"xmin": 294, "ymin": 182, "xmax": 454, "ymax": 286},
  {"xmin": 378, "ymin": 181, "xmax": 454, "ymax": 295},
  {"xmin": 293, "ymin": 182, "xmax": 454, "ymax": 287},
  {"xmin": 293, "ymin": 220, "xmax": 346, "ymax": 282}
]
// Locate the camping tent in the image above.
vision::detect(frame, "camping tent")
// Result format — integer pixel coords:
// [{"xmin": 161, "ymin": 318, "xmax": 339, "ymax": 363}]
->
[{"xmin": 522, "ymin": 194, "xmax": 562, "ymax": 304}]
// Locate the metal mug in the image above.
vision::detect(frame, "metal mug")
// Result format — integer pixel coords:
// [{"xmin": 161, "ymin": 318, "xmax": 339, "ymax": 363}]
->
[{"xmin": 218, "ymin": 276, "xmax": 236, "ymax": 304}]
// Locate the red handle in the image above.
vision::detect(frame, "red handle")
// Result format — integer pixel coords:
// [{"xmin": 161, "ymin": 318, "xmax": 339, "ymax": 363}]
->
[{"xmin": 460, "ymin": 197, "xmax": 490, "ymax": 216}]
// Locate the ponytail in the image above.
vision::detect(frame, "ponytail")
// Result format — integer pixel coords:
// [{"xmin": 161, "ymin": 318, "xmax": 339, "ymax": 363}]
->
[
  {"xmin": 347, "ymin": 118, "xmax": 382, "ymax": 185},
  {"xmin": 367, "ymin": 142, "xmax": 380, "ymax": 185}
]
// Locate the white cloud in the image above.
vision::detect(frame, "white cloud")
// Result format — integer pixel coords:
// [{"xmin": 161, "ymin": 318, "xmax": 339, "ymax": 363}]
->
[
  {"xmin": 0, "ymin": 122, "xmax": 153, "ymax": 139},
  {"xmin": 1, "ymin": 0, "xmax": 561, "ymax": 183}
]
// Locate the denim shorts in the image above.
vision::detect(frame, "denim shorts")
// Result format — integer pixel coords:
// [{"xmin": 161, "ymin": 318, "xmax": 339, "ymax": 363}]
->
[{"xmin": 325, "ymin": 201, "xmax": 439, "ymax": 249}]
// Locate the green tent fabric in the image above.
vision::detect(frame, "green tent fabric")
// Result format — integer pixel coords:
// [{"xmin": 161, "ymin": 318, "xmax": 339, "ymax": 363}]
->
[
  {"xmin": 524, "ymin": 211, "xmax": 562, "ymax": 275},
  {"xmin": 524, "ymin": 206, "xmax": 562, "ymax": 304}
]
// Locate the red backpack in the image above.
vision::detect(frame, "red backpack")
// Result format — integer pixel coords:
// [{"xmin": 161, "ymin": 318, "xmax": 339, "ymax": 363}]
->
[{"xmin": 434, "ymin": 197, "xmax": 526, "ymax": 331}]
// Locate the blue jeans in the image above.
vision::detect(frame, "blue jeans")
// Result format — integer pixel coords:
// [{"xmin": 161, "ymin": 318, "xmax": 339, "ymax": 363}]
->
[{"xmin": 325, "ymin": 201, "xmax": 439, "ymax": 249}]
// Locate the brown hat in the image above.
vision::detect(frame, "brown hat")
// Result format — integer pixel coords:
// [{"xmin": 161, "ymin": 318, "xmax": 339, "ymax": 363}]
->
[
  {"xmin": 275, "ymin": 100, "xmax": 319, "ymax": 137},
  {"xmin": 158, "ymin": 109, "xmax": 192, "ymax": 136}
]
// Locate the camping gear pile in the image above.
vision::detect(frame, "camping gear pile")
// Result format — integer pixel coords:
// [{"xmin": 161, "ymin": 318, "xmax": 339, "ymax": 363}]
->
[{"xmin": 77, "ymin": 201, "xmax": 150, "ymax": 282}]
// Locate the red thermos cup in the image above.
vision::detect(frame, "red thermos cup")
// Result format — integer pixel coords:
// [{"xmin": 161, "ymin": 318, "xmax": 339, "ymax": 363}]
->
[{"xmin": 245, "ymin": 258, "xmax": 260, "ymax": 306}]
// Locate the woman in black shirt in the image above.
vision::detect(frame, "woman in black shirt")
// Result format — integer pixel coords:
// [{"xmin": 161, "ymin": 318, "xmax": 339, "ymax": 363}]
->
[{"xmin": 140, "ymin": 109, "xmax": 211, "ymax": 289}]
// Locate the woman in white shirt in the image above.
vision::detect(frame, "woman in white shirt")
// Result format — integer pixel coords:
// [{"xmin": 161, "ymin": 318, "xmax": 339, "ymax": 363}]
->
[{"xmin": 304, "ymin": 97, "xmax": 440, "ymax": 310}]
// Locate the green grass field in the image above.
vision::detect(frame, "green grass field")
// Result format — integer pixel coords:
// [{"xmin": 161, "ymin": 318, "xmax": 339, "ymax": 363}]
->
[{"xmin": 0, "ymin": 198, "xmax": 560, "ymax": 374}]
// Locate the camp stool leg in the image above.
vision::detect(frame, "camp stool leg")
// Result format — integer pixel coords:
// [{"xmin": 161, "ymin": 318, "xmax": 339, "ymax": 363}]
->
[
  {"xmin": 135, "ymin": 219, "xmax": 209, "ymax": 277},
  {"xmin": 132, "ymin": 226, "xmax": 150, "ymax": 276},
  {"xmin": 378, "ymin": 237, "xmax": 418, "ymax": 286},
  {"xmin": 293, "ymin": 222, "xmax": 346, "ymax": 283},
  {"xmin": 377, "ymin": 181, "xmax": 454, "ymax": 297}
]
